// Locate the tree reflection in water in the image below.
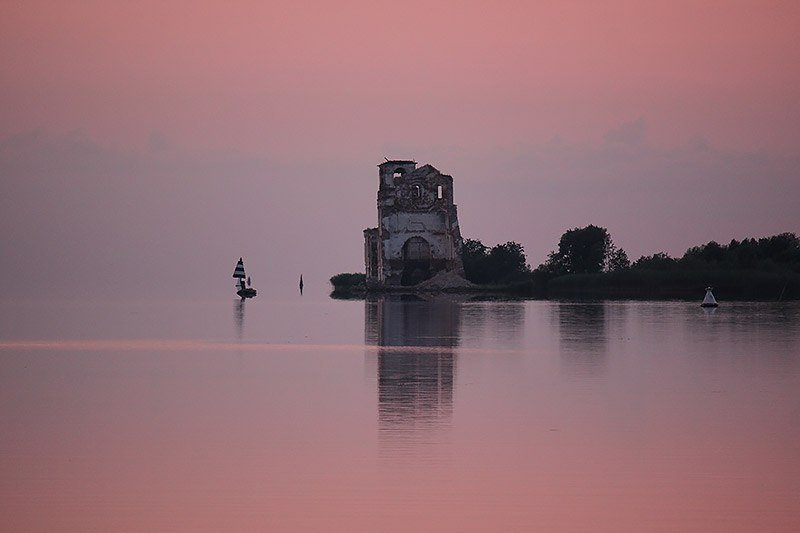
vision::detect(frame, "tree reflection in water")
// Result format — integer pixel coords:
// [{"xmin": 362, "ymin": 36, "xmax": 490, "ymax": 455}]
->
[{"xmin": 554, "ymin": 301, "xmax": 609, "ymax": 377}]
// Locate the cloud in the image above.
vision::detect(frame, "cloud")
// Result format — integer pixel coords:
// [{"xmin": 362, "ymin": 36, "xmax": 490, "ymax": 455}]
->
[
  {"xmin": 148, "ymin": 130, "xmax": 170, "ymax": 153},
  {"xmin": 0, "ymin": 130, "xmax": 376, "ymax": 298},
  {"xmin": 1, "ymin": 129, "xmax": 798, "ymax": 298},
  {"xmin": 603, "ymin": 118, "xmax": 647, "ymax": 145},
  {"xmin": 389, "ymin": 132, "xmax": 800, "ymax": 265}
]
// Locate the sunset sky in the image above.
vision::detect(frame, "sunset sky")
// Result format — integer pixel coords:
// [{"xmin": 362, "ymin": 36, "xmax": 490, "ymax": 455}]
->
[{"xmin": 2, "ymin": 0, "xmax": 799, "ymax": 298}]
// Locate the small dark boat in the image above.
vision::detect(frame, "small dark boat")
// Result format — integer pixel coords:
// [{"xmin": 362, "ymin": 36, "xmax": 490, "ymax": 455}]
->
[{"xmin": 233, "ymin": 258, "xmax": 257, "ymax": 299}]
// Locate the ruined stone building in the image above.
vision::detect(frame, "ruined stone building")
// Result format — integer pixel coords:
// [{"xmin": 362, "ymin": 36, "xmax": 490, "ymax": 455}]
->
[{"xmin": 364, "ymin": 160, "xmax": 465, "ymax": 288}]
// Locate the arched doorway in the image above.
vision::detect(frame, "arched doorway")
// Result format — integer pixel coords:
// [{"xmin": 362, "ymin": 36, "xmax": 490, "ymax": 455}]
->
[{"xmin": 401, "ymin": 236, "xmax": 432, "ymax": 286}]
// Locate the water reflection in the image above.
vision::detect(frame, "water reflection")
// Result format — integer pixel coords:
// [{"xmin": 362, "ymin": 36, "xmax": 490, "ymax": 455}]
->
[
  {"xmin": 233, "ymin": 298, "xmax": 245, "ymax": 340},
  {"xmin": 460, "ymin": 300, "xmax": 526, "ymax": 348},
  {"xmin": 554, "ymin": 302, "xmax": 609, "ymax": 376},
  {"xmin": 685, "ymin": 302, "xmax": 800, "ymax": 368},
  {"xmin": 365, "ymin": 295, "xmax": 461, "ymax": 433},
  {"xmin": 4, "ymin": 299, "xmax": 800, "ymax": 530}
]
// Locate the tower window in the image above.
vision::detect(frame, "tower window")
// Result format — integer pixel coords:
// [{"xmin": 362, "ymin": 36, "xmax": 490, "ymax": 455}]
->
[{"xmin": 437, "ymin": 185, "xmax": 443, "ymax": 199}]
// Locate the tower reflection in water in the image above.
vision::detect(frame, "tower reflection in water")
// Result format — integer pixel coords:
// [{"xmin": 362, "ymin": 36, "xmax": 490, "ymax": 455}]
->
[{"xmin": 365, "ymin": 295, "xmax": 461, "ymax": 433}]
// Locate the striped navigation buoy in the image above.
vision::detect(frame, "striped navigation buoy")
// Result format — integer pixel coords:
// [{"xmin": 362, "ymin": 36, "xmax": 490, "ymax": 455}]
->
[
  {"xmin": 233, "ymin": 258, "xmax": 246, "ymax": 279},
  {"xmin": 233, "ymin": 257, "xmax": 258, "ymax": 298}
]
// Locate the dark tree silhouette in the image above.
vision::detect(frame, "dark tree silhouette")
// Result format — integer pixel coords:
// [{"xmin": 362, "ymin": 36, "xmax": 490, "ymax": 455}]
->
[
  {"xmin": 544, "ymin": 225, "xmax": 613, "ymax": 275},
  {"xmin": 607, "ymin": 247, "xmax": 631, "ymax": 272},
  {"xmin": 461, "ymin": 239, "xmax": 530, "ymax": 284},
  {"xmin": 461, "ymin": 238, "xmax": 490, "ymax": 284},
  {"xmin": 631, "ymin": 252, "xmax": 678, "ymax": 270},
  {"xmin": 677, "ymin": 233, "xmax": 800, "ymax": 272},
  {"xmin": 487, "ymin": 241, "xmax": 530, "ymax": 282}
]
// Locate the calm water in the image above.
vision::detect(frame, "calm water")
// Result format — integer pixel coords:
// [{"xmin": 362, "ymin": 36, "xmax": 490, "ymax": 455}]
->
[{"xmin": 1, "ymin": 293, "xmax": 799, "ymax": 531}]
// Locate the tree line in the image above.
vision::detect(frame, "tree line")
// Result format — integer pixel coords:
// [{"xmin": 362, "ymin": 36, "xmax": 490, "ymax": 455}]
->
[
  {"xmin": 462, "ymin": 226, "xmax": 800, "ymax": 298},
  {"xmin": 331, "ymin": 226, "xmax": 800, "ymax": 299}
]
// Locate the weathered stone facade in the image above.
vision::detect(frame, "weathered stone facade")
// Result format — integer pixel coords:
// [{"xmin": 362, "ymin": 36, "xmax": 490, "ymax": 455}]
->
[{"xmin": 364, "ymin": 160, "xmax": 465, "ymax": 288}]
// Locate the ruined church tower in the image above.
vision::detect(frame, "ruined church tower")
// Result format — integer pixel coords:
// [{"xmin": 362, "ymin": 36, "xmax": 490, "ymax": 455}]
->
[{"xmin": 364, "ymin": 160, "xmax": 464, "ymax": 288}]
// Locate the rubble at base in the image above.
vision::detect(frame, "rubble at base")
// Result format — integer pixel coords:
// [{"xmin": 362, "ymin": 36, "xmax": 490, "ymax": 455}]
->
[{"xmin": 414, "ymin": 270, "xmax": 475, "ymax": 291}]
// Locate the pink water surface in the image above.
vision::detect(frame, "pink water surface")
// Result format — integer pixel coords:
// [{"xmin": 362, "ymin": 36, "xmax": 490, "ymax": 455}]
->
[{"xmin": 1, "ymin": 297, "xmax": 799, "ymax": 531}]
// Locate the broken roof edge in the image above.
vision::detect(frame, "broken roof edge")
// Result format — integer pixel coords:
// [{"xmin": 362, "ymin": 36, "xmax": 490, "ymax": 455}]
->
[
  {"xmin": 408, "ymin": 163, "xmax": 451, "ymax": 179},
  {"xmin": 379, "ymin": 159, "xmax": 416, "ymax": 166},
  {"xmin": 412, "ymin": 163, "xmax": 439, "ymax": 173}
]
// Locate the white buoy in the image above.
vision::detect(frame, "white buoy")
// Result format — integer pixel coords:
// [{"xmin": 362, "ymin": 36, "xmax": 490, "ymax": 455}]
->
[{"xmin": 701, "ymin": 286, "xmax": 718, "ymax": 307}]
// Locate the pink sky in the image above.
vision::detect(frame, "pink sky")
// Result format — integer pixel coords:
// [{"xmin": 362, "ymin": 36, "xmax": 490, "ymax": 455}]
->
[{"xmin": 1, "ymin": 1, "xmax": 799, "ymax": 297}]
